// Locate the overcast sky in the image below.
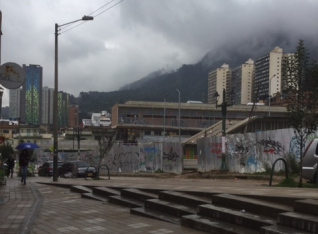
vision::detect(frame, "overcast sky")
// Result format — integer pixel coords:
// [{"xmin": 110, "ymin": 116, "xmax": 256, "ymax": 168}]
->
[{"xmin": 1, "ymin": 0, "xmax": 318, "ymax": 107}]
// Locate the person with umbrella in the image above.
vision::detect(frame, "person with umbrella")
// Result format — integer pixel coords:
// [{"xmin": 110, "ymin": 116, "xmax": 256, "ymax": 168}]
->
[
  {"xmin": 19, "ymin": 149, "xmax": 30, "ymax": 185},
  {"xmin": 16, "ymin": 143, "xmax": 39, "ymax": 184}
]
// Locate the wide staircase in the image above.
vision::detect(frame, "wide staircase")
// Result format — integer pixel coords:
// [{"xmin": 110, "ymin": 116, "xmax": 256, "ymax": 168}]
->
[{"xmin": 65, "ymin": 185, "xmax": 317, "ymax": 233}]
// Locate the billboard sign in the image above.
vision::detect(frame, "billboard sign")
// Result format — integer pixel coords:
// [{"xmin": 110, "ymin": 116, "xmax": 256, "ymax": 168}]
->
[{"xmin": 0, "ymin": 62, "xmax": 25, "ymax": 89}]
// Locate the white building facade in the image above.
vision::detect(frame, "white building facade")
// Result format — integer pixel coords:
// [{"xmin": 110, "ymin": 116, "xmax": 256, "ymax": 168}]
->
[{"xmin": 208, "ymin": 63, "xmax": 231, "ymax": 104}]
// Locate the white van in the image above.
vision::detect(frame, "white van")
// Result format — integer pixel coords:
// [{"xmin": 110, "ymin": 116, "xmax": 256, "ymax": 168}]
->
[{"xmin": 302, "ymin": 138, "xmax": 318, "ymax": 183}]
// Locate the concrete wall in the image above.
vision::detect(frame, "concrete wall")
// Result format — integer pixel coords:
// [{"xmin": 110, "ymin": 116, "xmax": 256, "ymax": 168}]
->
[
  {"xmin": 33, "ymin": 128, "xmax": 311, "ymax": 175},
  {"xmin": 197, "ymin": 128, "xmax": 310, "ymax": 173},
  {"xmin": 35, "ymin": 141, "xmax": 183, "ymax": 174}
]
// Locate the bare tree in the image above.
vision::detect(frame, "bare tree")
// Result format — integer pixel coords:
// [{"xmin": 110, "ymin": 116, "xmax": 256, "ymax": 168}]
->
[
  {"xmin": 94, "ymin": 128, "xmax": 117, "ymax": 179},
  {"xmin": 283, "ymin": 40, "xmax": 318, "ymax": 187}
]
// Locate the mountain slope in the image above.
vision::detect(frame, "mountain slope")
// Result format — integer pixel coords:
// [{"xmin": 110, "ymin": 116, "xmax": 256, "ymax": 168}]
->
[{"xmin": 76, "ymin": 35, "xmax": 318, "ymax": 114}]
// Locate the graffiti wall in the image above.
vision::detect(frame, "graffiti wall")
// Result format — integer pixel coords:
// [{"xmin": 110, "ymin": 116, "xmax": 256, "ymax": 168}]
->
[
  {"xmin": 106, "ymin": 142, "xmax": 182, "ymax": 174},
  {"xmin": 197, "ymin": 128, "xmax": 311, "ymax": 173},
  {"xmin": 33, "ymin": 128, "xmax": 311, "ymax": 175},
  {"xmin": 35, "ymin": 141, "xmax": 182, "ymax": 174}
]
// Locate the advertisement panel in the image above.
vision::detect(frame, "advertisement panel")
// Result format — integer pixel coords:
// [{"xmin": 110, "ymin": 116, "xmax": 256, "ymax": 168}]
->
[{"xmin": 0, "ymin": 62, "xmax": 25, "ymax": 89}]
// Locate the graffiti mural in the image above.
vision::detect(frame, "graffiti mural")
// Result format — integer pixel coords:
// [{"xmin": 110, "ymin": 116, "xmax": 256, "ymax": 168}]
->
[
  {"xmin": 289, "ymin": 136, "xmax": 305, "ymax": 159},
  {"xmin": 162, "ymin": 142, "xmax": 182, "ymax": 173},
  {"xmin": 258, "ymin": 138, "xmax": 285, "ymax": 156},
  {"xmin": 33, "ymin": 128, "xmax": 317, "ymax": 175},
  {"xmin": 197, "ymin": 128, "xmax": 313, "ymax": 173}
]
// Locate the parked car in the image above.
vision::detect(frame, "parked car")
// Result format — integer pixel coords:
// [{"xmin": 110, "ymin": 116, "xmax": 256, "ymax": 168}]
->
[
  {"xmin": 38, "ymin": 161, "xmax": 64, "ymax": 177},
  {"xmin": 58, "ymin": 161, "xmax": 97, "ymax": 178},
  {"xmin": 302, "ymin": 138, "xmax": 318, "ymax": 183}
]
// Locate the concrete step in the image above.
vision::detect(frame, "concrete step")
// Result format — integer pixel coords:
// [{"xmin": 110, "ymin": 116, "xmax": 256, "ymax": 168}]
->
[
  {"xmin": 92, "ymin": 187, "xmax": 120, "ymax": 197},
  {"xmin": 294, "ymin": 199, "xmax": 318, "ymax": 216},
  {"xmin": 108, "ymin": 195, "xmax": 144, "ymax": 208},
  {"xmin": 278, "ymin": 212, "xmax": 318, "ymax": 233},
  {"xmin": 145, "ymin": 199, "xmax": 196, "ymax": 217},
  {"xmin": 198, "ymin": 204, "xmax": 276, "ymax": 230},
  {"xmin": 81, "ymin": 192, "xmax": 106, "ymax": 202},
  {"xmin": 159, "ymin": 190, "xmax": 211, "ymax": 207},
  {"xmin": 181, "ymin": 214, "xmax": 257, "ymax": 234},
  {"xmin": 212, "ymin": 193, "xmax": 292, "ymax": 218},
  {"xmin": 243, "ymin": 195, "xmax": 296, "ymax": 207},
  {"xmin": 260, "ymin": 225, "xmax": 312, "ymax": 234},
  {"xmin": 121, "ymin": 188, "xmax": 158, "ymax": 201},
  {"xmin": 70, "ymin": 185, "xmax": 92, "ymax": 194},
  {"xmin": 131, "ymin": 207, "xmax": 181, "ymax": 225}
]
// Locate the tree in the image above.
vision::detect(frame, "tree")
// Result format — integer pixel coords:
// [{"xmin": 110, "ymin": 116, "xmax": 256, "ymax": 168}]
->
[
  {"xmin": 93, "ymin": 128, "xmax": 117, "ymax": 179},
  {"xmin": 282, "ymin": 40, "xmax": 318, "ymax": 187},
  {"xmin": 0, "ymin": 143, "xmax": 14, "ymax": 160}
]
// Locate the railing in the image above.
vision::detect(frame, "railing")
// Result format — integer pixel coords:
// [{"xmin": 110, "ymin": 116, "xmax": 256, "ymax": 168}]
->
[
  {"xmin": 269, "ymin": 158, "xmax": 288, "ymax": 186},
  {"xmin": 118, "ymin": 117, "xmax": 217, "ymax": 129},
  {"xmin": 13, "ymin": 133, "xmax": 42, "ymax": 138}
]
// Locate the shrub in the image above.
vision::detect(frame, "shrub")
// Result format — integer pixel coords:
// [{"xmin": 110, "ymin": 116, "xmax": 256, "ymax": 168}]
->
[
  {"xmin": 263, "ymin": 162, "xmax": 271, "ymax": 174},
  {"xmin": 286, "ymin": 153, "xmax": 300, "ymax": 174},
  {"xmin": 276, "ymin": 177, "xmax": 315, "ymax": 188}
]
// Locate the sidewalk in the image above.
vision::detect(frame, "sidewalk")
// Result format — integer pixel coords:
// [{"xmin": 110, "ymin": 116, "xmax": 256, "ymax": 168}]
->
[{"xmin": 0, "ymin": 175, "xmax": 317, "ymax": 234}]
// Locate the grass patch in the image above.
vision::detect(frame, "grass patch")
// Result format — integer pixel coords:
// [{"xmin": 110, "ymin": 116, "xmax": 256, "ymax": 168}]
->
[
  {"xmin": 275, "ymin": 177, "xmax": 317, "ymax": 188},
  {"xmin": 252, "ymin": 170, "xmax": 290, "ymax": 176}
]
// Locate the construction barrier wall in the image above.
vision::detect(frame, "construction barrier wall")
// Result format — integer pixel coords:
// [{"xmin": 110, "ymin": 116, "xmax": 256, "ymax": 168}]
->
[
  {"xmin": 33, "ymin": 128, "xmax": 312, "ymax": 175},
  {"xmin": 34, "ymin": 141, "xmax": 183, "ymax": 174},
  {"xmin": 197, "ymin": 128, "xmax": 310, "ymax": 173}
]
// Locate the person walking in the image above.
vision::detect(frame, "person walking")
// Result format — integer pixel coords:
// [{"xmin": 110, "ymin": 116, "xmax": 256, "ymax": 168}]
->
[
  {"xmin": 6, "ymin": 155, "xmax": 15, "ymax": 178},
  {"xmin": 19, "ymin": 149, "xmax": 30, "ymax": 185}
]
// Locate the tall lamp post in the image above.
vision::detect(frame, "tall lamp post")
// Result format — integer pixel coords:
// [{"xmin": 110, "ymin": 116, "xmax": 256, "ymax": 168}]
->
[
  {"xmin": 73, "ymin": 111, "xmax": 77, "ymax": 151},
  {"xmin": 53, "ymin": 15, "xmax": 94, "ymax": 181},
  {"xmin": 214, "ymin": 88, "xmax": 233, "ymax": 153},
  {"xmin": 163, "ymin": 93, "xmax": 169, "ymax": 141},
  {"xmin": 268, "ymin": 74, "xmax": 276, "ymax": 117},
  {"xmin": 176, "ymin": 89, "xmax": 183, "ymax": 172},
  {"xmin": 176, "ymin": 89, "xmax": 181, "ymax": 143},
  {"xmin": 75, "ymin": 126, "xmax": 82, "ymax": 160},
  {"xmin": 0, "ymin": 86, "xmax": 3, "ymax": 119}
]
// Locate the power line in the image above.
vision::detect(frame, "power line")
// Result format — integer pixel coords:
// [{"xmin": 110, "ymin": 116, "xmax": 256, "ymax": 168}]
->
[
  {"xmin": 60, "ymin": 0, "xmax": 117, "ymax": 31},
  {"xmin": 93, "ymin": 0, "xmax": 124, "ymax": 18},
  {"xmin": 60, "ymin": 0, "xmax": 124, "ymax": 35},
  {"xmin": 88, "ymin": 0, "xmax": 117, "ymax": 16}
]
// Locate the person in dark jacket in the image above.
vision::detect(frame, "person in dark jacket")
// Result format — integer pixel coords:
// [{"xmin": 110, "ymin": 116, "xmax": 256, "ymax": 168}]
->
[
  {"xmin": 6, "ymin": 155, "xmax": 15, "ymax": 178},
  {"xmin": 19, "ymin": 149, "xmax": 30, "ymax": 185}
]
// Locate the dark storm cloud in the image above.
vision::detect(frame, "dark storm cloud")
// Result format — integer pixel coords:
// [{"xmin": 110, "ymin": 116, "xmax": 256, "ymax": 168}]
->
[{"xmin": 0, "ymin": 0, "xmax": 317, "ymax": 106}]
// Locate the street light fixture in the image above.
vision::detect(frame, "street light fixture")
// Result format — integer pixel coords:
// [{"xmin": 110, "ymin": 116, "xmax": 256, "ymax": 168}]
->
[
  {"xmin": 75, "ymin": 126, "xmax": 82, "ymax": 160},
  {"xmin": 73, "ymin": 111, "xmax": 77, "ymax": 151},
  {"xmin": 176, "ymin": 89, "xmax": 181, "ymax": 144},
  {"xmin": 53, "ymin": 15, "xmax": 94, "ymax": 182},
  {"xmin": 214, "ymin": 88, "xmax": 232, "ymax": 154},
  {"xmin": 163, "ymin": 93, "xmax": 169, "ymax": 141},
  {"xmin": 0, "ymin": 86, "xmax": 3, "ymax": 119},
  {"xmin": 268, "ymin": 74, "xmax": 276, "ymax": 117}
]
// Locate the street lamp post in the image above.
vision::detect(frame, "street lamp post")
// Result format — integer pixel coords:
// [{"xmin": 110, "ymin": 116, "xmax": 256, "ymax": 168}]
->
[
  {"xmin": 163, "ymin": 93, "xmax": 169, "ymax": 141},
  {"xmin": 214, "ymin": 88, "xmax": 232, "ymax": 152},
  {"xmin": 176, "ymin": 89, "xmax": 183, "ymax": 172},
  {"xmin": 53, "ymin": 15, "xmax": 93, "ymax": 181},
  {"xmin": 0, "ymin": 86, "xmax": 3, "ymax": 119},
  {"xmin": 176, "ymin": 89, "xmax": 180, "ymax": 143},
  {"xmin": 268, "ymin": 74, "xmax": 276, "ymax": 117},
  {"xmin": 73, "ymin": 111, "xmax": 78, "ymax": 151},
  {"xmin": 76, "ymin": 126, "xmax": 82, "ymax": 160}
]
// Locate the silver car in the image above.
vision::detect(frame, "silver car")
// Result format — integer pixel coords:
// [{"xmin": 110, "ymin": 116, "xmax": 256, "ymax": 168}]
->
[{"xmin": 302, "ymin": 138, "xmax": 318, "ymax": 183}]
